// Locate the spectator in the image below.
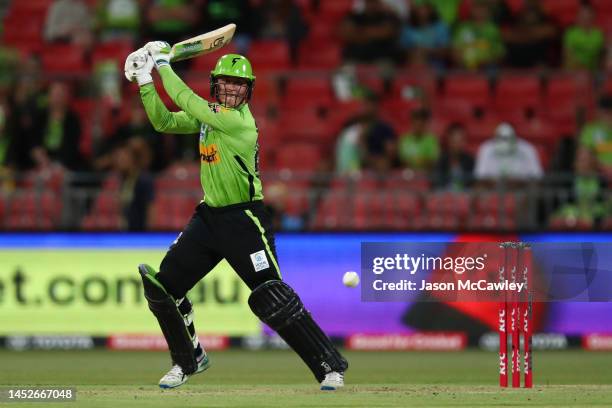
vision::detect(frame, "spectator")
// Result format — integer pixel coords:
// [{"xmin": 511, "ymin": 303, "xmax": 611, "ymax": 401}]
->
[
  {"xmin": 10, "ymin": 58, "xmax": 46, "ymax": 170},
  {"xmin": 339, "ymin": 0, "xmax": 402, "ymax": 65},
  {"xmin": 254, "ymin": 0, "xmax": 308, "ymax": 64},
  {"xmin": 93, "ymin": 94, "xmax": 165, "ymax": 172},
  {"xmin": 96, "ymin": 0, "xmax": 143, "ymax": 42},
  {"xmin": 44, "ymin": 0, "xmax": 94, "ymax": 48},
  {"xmin": 563, "ymin": 2, "xmax": 605, "ymax": 71},
  {"xmin": 451, "ymin": 0, "xmax": 505, "ymax": 71},
  {"xmin": 434, "ymin": 122, "xmax": 474, "ymax": 190},
  {"xmin": 335, "ymin": 96, "xmax": 397, "ymax": 174},
  {"xmin": 145, "ymin": 0, "xmax": 204, "ymax": 45},
  {"xmin": 264, "ymin": 180, "xmax": 306, "ymax": 231},
  {"xmin": 352, "ymin": 0, "xmax": 409, "ymax": 19},
  {"xmin": 399, "ymin": 0, "xmax": 450, "ymax": 70},
  {"xmin": 0, "ymin": 96, "xmax": 16, "ymax": 192},
  {"xmin": 31, "ymin": 82, "xmax": 83, "ymax": 171},
  {"xmin": 502, "ymin": 0, "xmax": 559, "ymax": 68},
  {"xmin": 0, "ymin": 46, "xmax": 19, "ymax": 94},
  {"xmin": 335, "ymin": 114, "xmax": 365, "ymax": 176},
  {"xmin": 552, "ymin": 146, "xmax": 607, "ymax": 228},
  {"xmin": 458, "ymin": 0, "xmax": 513, "ymax": 26},
  {"xmin": 474, "ymin": 122, "xmax": 543, "ymax": 183},
  {"xmin": 398, "ymin": 108, "xmax": 439, "ymax": 171},
  {"xmin": 112, "ymin": 138, "xmax": 155, "ymax": 231},
  {"xmin": 429, "ymin": 0, "xmax": 462, "ymax": 26},
  {"xmin": 204, "ymin": 0, "xmax": 255, "ymax": 53},
  {"xmin": 579, "ymin": 95, "xmax": 612, "ymax": 167}
]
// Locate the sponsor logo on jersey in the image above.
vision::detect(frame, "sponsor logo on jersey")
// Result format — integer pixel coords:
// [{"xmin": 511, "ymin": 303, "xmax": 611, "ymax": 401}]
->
[
  {"xmin": 208, "ymin": 103, "xmax": 221, "ymax": 114},
  {"xmin": 250, "ymin": 250, "xmax": 269, "ymax": 272},
  {"xmin": 200, "ymin": 144, "xmax": 220, "ymax": 164}
]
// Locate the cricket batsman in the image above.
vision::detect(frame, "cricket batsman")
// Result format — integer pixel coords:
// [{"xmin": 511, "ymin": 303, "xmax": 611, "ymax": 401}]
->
[{"xmin": 123, "ymin": 42, "xmax": 348, "ymax": 390}]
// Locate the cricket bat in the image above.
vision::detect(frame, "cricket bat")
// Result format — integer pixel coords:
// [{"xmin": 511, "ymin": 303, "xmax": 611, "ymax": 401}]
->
[{"xmin": 169, "ymin": 23, "xmax": 237, "ymax": 62}]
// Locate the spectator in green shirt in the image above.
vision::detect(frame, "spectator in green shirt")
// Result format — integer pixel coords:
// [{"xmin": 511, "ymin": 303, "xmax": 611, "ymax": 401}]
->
[
  {"xmin": 97, "ymin": 0, "xmax": 142, "ymax": 42},
  {"xmin": 451, "ymin": 0, "xmax": 505, "ymax": 70},
  {"xmin": 563, "ymin": 2, "xmax": 605, "ymax": 71},
  {"xmin": 427, "ymin": 0, "xmax": 462, "ymax": 26},
  {"xmin": 398, "ymin": 107, "xmax": 439, "ymax": 170},
  {"xmin": 580, "ymin": 95, "xmax": 612, "ymax": 166},
  {"xmin": 145, "ymin": 0, "xmax": 204, "ymax": 45},
  {"xmin": 551, "ymin": 146, "xmax": 607, "ymax": 229}
]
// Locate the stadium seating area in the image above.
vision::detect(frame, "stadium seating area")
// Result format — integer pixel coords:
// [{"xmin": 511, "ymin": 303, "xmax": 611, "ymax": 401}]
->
[{"xmin": 0, "ymin": 0, "xmax": 611, "ymax": 231}]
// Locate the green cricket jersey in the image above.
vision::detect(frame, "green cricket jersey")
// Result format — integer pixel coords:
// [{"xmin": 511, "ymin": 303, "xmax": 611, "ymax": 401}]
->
[{"xmin": 140, "ymin": 66, "xmax": 263, "ymax": 207}]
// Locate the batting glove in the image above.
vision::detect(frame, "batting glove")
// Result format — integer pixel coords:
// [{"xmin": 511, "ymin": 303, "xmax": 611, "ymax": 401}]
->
[
  {"xmin": 144, "ymin": 41, "xmax": 172, "ymax": 70},
  {"xmin": 124, "ymin": 48, "xmax": 154, "ymax": 86}
]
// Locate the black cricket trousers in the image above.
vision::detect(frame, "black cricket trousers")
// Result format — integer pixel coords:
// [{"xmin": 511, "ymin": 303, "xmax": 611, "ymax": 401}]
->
[{"xmin": 156, "ymin": 200, "xmax": 281, "ymax": 299}]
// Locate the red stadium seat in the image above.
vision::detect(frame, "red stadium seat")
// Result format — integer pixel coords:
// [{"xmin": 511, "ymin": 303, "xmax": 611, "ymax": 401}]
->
[
  {"xmin": 298, "ymin": 43, "xmax": 341, "ymax": 69},
  {"xmin": 543, "ymin": 103, "xmax": 578, "ymax": 137},
  {"xmin": 444, "ymin": 75, "xmax": 491, "ymax": 109},
  {"xmin": 80, "ymin": 215, "xmax": 121, "ymax": 231},
  {"xmin": 319, "ymin": 0, "xmax": 354, "ymax": 21},
  {"xmin": 467, "ymin": 213, "xmax": 517, "ymax": 231},
  {"xmin": 183, "ymin": 77, "xmax": 211, "ymax": 96},
  {"xmin": 505, "ymin": 0, "xmax": 525, "ymax": 14},
  {"xmin": 71, "ymin": 99, "xmax": 95, "ymax": 157},
  {"xmin": 392, "ymin": 74, "xmax": 436, "ymax": 101},
  {"xmin": 5, "ymin": 190, "xmax": 62, "ymax": 229},
  {"xmin": 7, "ymin": 0, "xmax": 53, "ymax": 14},
  {"xmin": 433, "ymin": 99, "xmax": 475, "ymax": 123},
  {"xmin": 494, "ymin": 75, "xmax": 542, "ymax": 116},
  {"xmin": 426, "ymin": 192, "xmax": 472, "ymax": 218},
  {"xmin": 475, "ymin": 193, "xmax": 518, "ymax": 215},
  {"xmin": 549, "ymin": 215, "xmax": 594, "ymax": 231},
  {"xmin": 93, "ymin": 191, "xmax": 121, "ymax": 215},
  {"xmin": 311, "ymin": 189, "xmax": 351, "ymax": 230},
  {"xmin": 276, "ymin": 142, "xmax": 321, "ymax": 171},
  {"xmin": 2, "ymin": 18, "xmax": 44, "ymax": 52},
  {"xmin": 541, "ymin": 0, "xmax": 579, "ymax": 26},
  {"xmin": 150, "ymin": 193, "xmax": 197, "ymax": 230},
  {"xmin": 278, "ymin": 113, "xmax": 335, "ymax": 143},
  {"xmin": 392, "ymin": 192, "xmax": 422, "ymax": 217},
  {"xmin": 42, "ymin": 45, "xmax": 88, "ymax": 76},
  {"xmin": 284, "ymin": 77, "xmax": 334, "ymax": 100},
  {"xmin": 307, "ymin": 22, "xmax": 338, "ymax": 42},
  {"xmin": 92, "ymin": 41, "xmax": 134, "ymax": 68},
  {"xmin": 247, "ymin": 41, "xmax": 291, "ymax": 71},
  {"xmin": 251, "ymin": 76, "xmax": 279, "ymax": 103},
  {"xmin": 353, "ymin": 191, "xmax": 385, "ymax": 229},
  {"xmin": 384, "ymin": 170, "xmax": 430, "ymax": 192},
  {"xmin": 189, "ymin": 44, "xmax": 238, "ymax": 72},
  {"xmin": 517, "ymin": 118, "xmax": 559, "ymax": 147},
  {"xmin": 466, "ymin": 118, "xmax": 499, "ymax": 142},
  {"xmin": 545, "ymin": 75, "xmax": 591, "ymax": 107},
  {"xmin": 592, "ymin": 0, "xmax": 612, "ymax": 33}
]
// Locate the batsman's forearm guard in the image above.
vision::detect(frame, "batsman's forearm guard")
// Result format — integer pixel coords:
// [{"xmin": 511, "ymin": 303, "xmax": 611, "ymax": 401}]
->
[
  {"xmin": 248, "ymin": 280, "xmax": 348, "ymax": 382},
  {"xmin": 138, "ymin": 264, "xmax": 198, "ymax": 375}
]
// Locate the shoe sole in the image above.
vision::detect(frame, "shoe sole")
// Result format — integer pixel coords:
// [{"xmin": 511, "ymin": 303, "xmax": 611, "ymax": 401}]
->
[{"xmin": 158, "ymin": 358, "xmax": 211, "ymax": 389}]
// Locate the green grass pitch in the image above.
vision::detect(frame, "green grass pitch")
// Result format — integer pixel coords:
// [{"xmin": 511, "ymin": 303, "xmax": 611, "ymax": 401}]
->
[{"xmin": 1, "ymin": 350, "xmax": 611, "ymax": 407}]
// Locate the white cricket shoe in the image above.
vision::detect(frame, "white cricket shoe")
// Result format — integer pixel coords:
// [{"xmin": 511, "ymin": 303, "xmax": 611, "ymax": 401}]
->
[
  {"xmin": 320, "ymin": 371, "xmax": 344, "ymax": 390},
  {"xmin": 159, "ymin": 355, "xmax": 210, "ymax": 389}
]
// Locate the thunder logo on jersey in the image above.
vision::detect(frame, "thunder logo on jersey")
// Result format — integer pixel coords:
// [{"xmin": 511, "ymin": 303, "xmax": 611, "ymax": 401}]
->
[{"xmin": 200, "ymin": 144, "xmax": 220, "ymax": 164}]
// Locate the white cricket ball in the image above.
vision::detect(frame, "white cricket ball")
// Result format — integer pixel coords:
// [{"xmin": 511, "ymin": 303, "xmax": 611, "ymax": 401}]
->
[{"xmin": 343, "ymin": 271, "xmax": 360, "ymax": 288}]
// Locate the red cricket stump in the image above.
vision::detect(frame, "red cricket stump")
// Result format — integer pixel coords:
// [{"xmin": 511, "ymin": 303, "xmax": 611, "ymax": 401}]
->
[
  {"xmin": 522, "ymin": 244, "xmax": 533, "ymax": 388},
  {"xmin": 511, "ymin": 244, "xmax": 521, "ymax": 388},
  {"xmin": 498, "ymin": 243, "xmax": 509, "ymax": 387},
  {"xmin": 499, "ymin": 242, "xmax": 533, "ymax": 389}
]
